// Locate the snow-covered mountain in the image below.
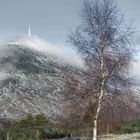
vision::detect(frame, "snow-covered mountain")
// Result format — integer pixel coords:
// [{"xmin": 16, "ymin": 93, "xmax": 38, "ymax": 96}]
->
[{"xmin": 0, "ymin": 36, "xmax": 84, "ymax": 119}]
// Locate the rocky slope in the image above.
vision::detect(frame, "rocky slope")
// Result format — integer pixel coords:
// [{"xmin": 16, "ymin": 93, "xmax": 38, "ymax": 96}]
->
[{"xmin": 0, "ymin": 36, "xmax": 84, "ymax": 119}]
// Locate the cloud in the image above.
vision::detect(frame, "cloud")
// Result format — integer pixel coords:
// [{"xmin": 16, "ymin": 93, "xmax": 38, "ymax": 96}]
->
[
  {"xmin": 0, "ymin": 72, "xmax": 10, "ymax": 81},
  {"xmin": 134, "ymin": 33, "xmax": 140, "ymax": 46},
  {"xmin": 132, "ymin": 60, "xmax": 140, "ymax": 77},
  {"xmin": 7, "ymin": 35, "xmax": 84, "ymax": 69}
]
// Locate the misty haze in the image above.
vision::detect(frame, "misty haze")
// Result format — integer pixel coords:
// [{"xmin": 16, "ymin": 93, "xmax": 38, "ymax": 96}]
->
[{"xmin": 0, "ymin": 0, "xmax": 140, "ymax": 140}]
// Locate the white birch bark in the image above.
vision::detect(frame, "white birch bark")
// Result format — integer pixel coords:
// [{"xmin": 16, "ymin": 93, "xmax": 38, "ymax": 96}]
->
[{"xmin": 93, "ymin": 36, "xmax": 105, "ymax": 140}]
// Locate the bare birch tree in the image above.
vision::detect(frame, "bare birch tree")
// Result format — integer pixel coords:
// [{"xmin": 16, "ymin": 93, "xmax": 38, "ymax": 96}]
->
[
  {"xmin": 68, "ymin": 0, "xmax": 134, "ymax": 140},
  {"xmin": 59, "ymin": 73, "xmax": 136, "ymax": 137}
]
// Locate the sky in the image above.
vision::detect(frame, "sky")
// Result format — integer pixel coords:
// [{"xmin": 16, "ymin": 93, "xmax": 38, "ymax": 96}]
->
[
  {"xmin": 0, "ymin": 0, "xmax": 139, "ymax": 46},
  {"xmin": 0, "ymin": 0, "xmax": 140, "ymax": 78},
  {"xmin": 0, "ymin": 0, "xmax": 82, "ymax": 46}
]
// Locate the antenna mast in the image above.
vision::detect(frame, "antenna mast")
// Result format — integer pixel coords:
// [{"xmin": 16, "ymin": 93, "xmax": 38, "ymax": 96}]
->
[{"xmin": 28, "ymin": 24, "xmax": 31, "ymax": 37}]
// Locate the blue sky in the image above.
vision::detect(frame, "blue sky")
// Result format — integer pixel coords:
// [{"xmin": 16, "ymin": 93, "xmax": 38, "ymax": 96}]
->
[{"xmin": 0, "ymin": 0, "xmax": 140, "ymax": 78}]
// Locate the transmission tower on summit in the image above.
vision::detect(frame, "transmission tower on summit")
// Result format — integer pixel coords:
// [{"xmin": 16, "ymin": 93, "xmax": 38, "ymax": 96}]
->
[{"xmin": 28, "ymin": 24, "xmax": 31, "ymax": 37}]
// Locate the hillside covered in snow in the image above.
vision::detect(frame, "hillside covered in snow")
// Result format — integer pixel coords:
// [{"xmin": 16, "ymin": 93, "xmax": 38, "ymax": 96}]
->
[{"xmin": 0, "ymin": 36, "xmax": 84, "ymax": 118}]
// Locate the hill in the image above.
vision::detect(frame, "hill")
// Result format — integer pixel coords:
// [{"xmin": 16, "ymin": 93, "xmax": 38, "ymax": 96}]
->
[{"xmin": 0, "ymin": 36, "xmax": 84, "ymax": 119}]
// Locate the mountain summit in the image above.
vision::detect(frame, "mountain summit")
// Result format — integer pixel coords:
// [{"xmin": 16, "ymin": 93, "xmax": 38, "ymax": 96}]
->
[{"xmin": 0, "ymin": 36, "xmax": 84, "ymax": 118}]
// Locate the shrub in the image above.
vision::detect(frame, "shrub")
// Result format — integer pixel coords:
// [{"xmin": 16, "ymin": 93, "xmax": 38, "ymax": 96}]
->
[{"xmin": 114, "ymin": 118, "xmax": 140, "ymax": 134}]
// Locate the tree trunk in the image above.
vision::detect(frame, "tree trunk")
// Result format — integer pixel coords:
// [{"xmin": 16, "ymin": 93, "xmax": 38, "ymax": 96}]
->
[
  {"xmin": 93, "ymin": 88, "xmax": 104, "ymax": 140},
  {"xmin": 92, "ymin": 35, "xmax": 105, "ymax": 140},
  {"xmin": 107, "ymin": 124, "xmax": 110, "ymax": 135},
  {"xmin": 36, "ymin": 129, "xmax": 39, "ymax": 140},
  {"xmin": 6, "ymin": 131, "xmax": 10, "ymax": 140},
  {"xmin": 93, "ymin": 120, "xmax": 97, "ymax": 140}
]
